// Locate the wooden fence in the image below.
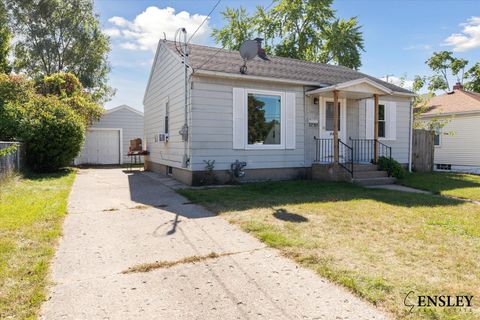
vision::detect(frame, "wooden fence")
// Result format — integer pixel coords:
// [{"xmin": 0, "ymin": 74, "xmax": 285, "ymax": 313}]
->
[
  {"xmin": 412, "ymin": 129, "xmax": 434, "ymax": 172},
  {"xmin": 0, "ymin": 141, "xmax": 24, "ymax": 179}
]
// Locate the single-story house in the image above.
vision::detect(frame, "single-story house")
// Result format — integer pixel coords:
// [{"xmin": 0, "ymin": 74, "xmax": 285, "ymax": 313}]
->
[
  {"xmin": 143, "ymin": 40, "xmax": 416, "ymax": 185},
  {"xmin": 75, "ymin": 105, "xmax": 144, "ymax": 165},
  {"xmin": 417, "ymin": 83, "xmax": 480, "ymax": 173}
]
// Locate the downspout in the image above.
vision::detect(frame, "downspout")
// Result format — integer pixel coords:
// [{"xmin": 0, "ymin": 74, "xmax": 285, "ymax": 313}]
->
[
  {"xmin": 179, "ymin": 28, "xmax": 190, "ymax": 168},
  {"xmin": 408, "ymin": 99, "xmax": 413, "ymax": 172}
]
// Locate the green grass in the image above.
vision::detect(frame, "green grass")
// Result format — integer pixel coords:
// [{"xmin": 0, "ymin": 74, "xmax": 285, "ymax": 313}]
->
[
  {"xmin": 179, "ymin": 180, "xmax": 480, "ymax": 320},
  {"xmin": 0, "ymin": 170, "xmax": 76, "ymax": 319},
  {"xmin": 399, "ymin": 172, "xmax": 480, "ymax": 201}
]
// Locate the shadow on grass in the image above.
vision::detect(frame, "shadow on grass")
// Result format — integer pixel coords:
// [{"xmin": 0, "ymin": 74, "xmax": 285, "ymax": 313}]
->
[
  {"xmin": 178, "ymin": 179, "xmax": 467, "ymax": 212},
  {"xmin": 22, "ymin": 168, "xmax": 74, "ymax": 181},
  {"xmin": 273, "ymin": 208, "xmax": 308, "ymax": 222}
]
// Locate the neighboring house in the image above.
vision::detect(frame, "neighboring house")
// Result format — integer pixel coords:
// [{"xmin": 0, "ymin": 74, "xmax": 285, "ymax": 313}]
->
[
  {"xmin": 143, "ymin": 41, "xmax": 416, "ymax": 185},
  {"xmin": 76, "ymin": 105, "xmax": 144, "ymax": 165},
  {"xmin": 417, "ymin": 83, "xmax": 480, "ymax": 173}
]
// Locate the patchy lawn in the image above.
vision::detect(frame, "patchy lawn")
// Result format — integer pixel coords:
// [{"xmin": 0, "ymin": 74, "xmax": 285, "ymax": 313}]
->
[
  {"xmin": 399, "ymin": 172, "xmax": 480, "ymax": 201},
  {"xmin": 179, "ymin": 180, "xmax": 480, "ymax": 320},
  {"xmin": 0, "ymin": 170, "xmax": 76, "ymax": 319}
]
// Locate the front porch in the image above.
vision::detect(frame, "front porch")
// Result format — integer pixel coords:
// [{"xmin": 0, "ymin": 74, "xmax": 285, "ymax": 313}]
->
[{"xmin": 306, "ymin": 78, "xmax": 397, "ymax": 184}]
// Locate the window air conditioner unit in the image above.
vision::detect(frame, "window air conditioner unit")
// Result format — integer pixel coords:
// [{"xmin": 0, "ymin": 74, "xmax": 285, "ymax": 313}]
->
[{"xmin": 158, "ymin": 133, "xmax": 169, "ymax": 142}]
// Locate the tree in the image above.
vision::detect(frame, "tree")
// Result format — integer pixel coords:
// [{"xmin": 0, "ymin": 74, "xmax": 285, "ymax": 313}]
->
[
  {"xmin": 211, "ymin": 7, "xmax": 254, "ymax": 51},
  {"xmin": 0, "ymin": 0, "xmax": 11, "ymax": 73},
  {"xmin": 465, "ymin": 63, "xmax": 480, "ymax": 92},
  {"xmin": 6, "ymin": 0, "xmax": 113, "ymax": 102},
  {"xmin": 212, "ymin": 0, "xmax": 365, "ymax": 69},
  {"xmin": 424, "ymin": 51, "xmax": 473, "ymax": 92}
]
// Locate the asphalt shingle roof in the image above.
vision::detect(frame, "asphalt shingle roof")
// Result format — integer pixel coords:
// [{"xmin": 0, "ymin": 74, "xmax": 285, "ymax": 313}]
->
[
  {"xmin": 420, "ymin": 89, "xmax": 480, "ymax": 116},
  {"xmin": 165, "ymin": 41, "xmax": 413, "ymax": 94}
]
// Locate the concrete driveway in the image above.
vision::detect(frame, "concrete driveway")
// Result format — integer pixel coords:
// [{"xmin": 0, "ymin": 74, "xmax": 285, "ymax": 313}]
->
[{"xmin": 40, "ymin": 168, "xmax": 387, "ymax": 320}]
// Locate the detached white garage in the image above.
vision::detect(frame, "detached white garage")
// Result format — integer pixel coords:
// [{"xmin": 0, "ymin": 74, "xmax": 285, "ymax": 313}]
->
[{"xmin": 76, "ymin": 105, "xmax": 144, "ymax": 165}]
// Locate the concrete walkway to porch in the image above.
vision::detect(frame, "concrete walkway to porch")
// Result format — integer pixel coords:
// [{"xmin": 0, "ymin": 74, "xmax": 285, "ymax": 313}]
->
[{"xmin": 40, "ymin": 168, "xmax": 388, "ymax": 320}]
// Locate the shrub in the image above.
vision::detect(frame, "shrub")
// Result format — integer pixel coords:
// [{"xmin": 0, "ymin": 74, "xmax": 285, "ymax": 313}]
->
[
  {"xmin": 377, "ymin": 156, "xmax": 405, "ymax": 179},
  {"xmin": 6, "ymin": 95, "xmax": 85, "ymax": 172},
  {"xmin": 35, "ymin": 72, "xmax": 104, "ymax": 125}
]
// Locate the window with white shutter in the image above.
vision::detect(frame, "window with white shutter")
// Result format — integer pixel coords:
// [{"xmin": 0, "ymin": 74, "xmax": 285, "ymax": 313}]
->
[{"xmin": 232, "ymin": 88, "xmax": 295, "ymax": 150}]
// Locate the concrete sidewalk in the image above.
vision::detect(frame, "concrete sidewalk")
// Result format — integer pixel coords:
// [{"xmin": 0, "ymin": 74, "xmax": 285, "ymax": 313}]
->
[{"xmin": 41, "ymin": 168, "xmax": 387, "ymax": 320}]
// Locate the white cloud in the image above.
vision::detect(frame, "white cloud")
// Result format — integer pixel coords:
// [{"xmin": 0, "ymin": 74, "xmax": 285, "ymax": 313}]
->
[
  {"xmin": 444, "ymin": 16, "xmax": 480, "ymax": 52},
  {"xmin": 106, "ymin": 6, "xmax": 210, "ymax": 51},
  {"xmin": 103, "ymin": 28, "xmax": 121, "ymax": 38},
  {"xmin": 380, "ymin": 76, "xmax": 414, "ymax": 90},
  {"xmin": 403, "ymin": 44, "xmax": 432, "ymax": 51}
]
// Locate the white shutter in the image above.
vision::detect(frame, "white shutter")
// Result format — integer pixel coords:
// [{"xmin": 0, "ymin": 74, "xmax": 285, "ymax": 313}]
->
[
  {"xmin": 232, "ymin": 88, "xmax": 246, "ymax": 149},
  {"xmin": 387, "ymin": 101, "xmax": 397, "ymax": 140},
  {"xmin": 365, "ymin": 99, "xmax": 375, "ymax": 139},
  {"xmin": 285, "ymin": 92, "xmax": 296, "ymax": 149}
]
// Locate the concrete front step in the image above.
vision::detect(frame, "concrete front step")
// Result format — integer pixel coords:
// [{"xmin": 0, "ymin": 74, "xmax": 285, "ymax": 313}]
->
[
  {"xmin": 352, "ymin": 164, "xmax": 378, "ymax": 172},
  {"xmin": 353, "ymin": 177, "xmax": 396, "ymax": 186},
  {"xmin": 353, "ymin": 170, "xmax": 388, "ymax": 179}
]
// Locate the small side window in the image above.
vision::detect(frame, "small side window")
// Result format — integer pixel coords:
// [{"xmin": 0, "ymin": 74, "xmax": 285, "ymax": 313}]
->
[
  {"xmin": 434, "ymin": 133, "xmax": 440, "ymax": 146},
  {"xmin": 164, "ymin": 101, "xmax": 169, "ymax": 134}
]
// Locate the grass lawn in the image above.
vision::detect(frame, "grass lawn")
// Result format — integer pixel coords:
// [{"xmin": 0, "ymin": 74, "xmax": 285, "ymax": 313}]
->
[
  {"xmin": 399, "ymin": 172, "xmax": 480, "ymax": 201},
  {"xmin": 179, "ymin": 180, "xmax": 480, "ymax": 320},
  {"xmin": 0, "ymin": 170, "xmax": 76, "ymax": 319}
]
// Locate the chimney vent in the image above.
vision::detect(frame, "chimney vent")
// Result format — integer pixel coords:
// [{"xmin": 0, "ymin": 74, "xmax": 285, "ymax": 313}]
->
[{"xmin": 453, "ymin": 82, "xmax": 463, "ymax": 90}]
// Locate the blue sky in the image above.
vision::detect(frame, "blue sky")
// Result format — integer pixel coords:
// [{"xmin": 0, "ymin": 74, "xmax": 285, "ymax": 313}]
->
[{"xmin": 94, "ymin": 0, "xmax": 480, "ymax": 111}]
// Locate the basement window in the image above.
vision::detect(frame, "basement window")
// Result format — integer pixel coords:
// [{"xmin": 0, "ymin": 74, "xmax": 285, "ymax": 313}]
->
[
  {"xmin": 167, "ymin": 166, "xmax": 173, "ymax": 175},
  {"xmin": 436, "ymin": 164, "xmax": 451, "ymax": 170}
]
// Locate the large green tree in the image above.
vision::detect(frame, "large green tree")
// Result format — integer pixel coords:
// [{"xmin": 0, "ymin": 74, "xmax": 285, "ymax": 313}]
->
[
  {"xmin": 422, "ymin": 51, "xmax": 479, "ymax": 92},
  {"xmin": 212, "ymin": 0, "xmax": 364, "ymax": 69},
  {"xmin": 0, "ymin": 0, "xmax": 11, "ymax": 73},
  {"xmin": 6, "ymin": 0, "xmax": 113, "ymax": 102}
]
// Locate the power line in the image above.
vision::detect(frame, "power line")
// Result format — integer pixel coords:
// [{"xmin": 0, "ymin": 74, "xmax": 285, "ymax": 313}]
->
[{"xmin": 187, "ymin": 0, "xmax": 221, "ymax": 44}]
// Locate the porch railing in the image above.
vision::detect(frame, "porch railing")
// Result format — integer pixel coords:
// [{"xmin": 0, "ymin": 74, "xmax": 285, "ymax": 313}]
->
[
  {"xmin": 338, "ymin": 140, "xmax": 353, "ymax": 175},
  {"xmin": 313, "ymin": 137, "xmax": 353, "ymax": 175},
  {"xmin": 349, "ymin": 138, "xmax": 392, "ymax": 163},
  {"xmin": 313, "ymin": 137, "xmax": 392, "ymax": 176}
]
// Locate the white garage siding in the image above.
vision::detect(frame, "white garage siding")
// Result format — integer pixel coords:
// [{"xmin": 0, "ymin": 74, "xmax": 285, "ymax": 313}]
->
[{"xmin": 76, "ymin": 105, "xmax": 144, "ymax": 165}]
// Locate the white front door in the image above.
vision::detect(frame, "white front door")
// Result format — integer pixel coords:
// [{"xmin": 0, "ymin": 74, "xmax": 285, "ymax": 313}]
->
[{"xmin": 318, "ymin": 97, "xmax": 347, "ymax": 161}]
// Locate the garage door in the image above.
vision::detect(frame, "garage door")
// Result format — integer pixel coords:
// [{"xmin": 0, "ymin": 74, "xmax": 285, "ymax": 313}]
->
[{"xmin": 79, "ymin": 129, "xmax": 120, "ymax": 165}]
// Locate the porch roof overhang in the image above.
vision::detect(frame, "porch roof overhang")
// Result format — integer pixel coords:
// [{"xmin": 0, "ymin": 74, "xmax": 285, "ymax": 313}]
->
[{"xmin": 305, "ymin": 77, "xmax": 394, "ymax": 99}]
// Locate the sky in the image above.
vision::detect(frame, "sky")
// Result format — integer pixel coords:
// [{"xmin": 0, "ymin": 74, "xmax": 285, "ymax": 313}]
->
[{"xmin": 93, "ymin": 0, "xmax": 480, "ymax": 111}]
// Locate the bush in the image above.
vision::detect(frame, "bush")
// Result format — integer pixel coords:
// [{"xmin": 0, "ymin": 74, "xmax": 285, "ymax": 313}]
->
[
  {"xmin": 377, "ymin": 156, "xmax": 405, "ymax": 179},
  {"xmin": 5, "ymin": 95, "xmax": 85, "ymax": 172},
  {"xmin": 35, "ymin": 72, "xmax": 104, "ymax": 125}
]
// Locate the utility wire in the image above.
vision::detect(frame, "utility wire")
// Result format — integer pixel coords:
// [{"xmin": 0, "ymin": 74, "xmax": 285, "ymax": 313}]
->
[{"xmin": 187, "ymin": 0, "xmax": 221, "ymax": 44}]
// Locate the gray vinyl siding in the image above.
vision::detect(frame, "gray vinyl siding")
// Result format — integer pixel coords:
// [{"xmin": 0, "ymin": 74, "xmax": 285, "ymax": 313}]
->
[
  {"xmin": 190, "ymin": 76, "xmax": 305, "ymax": 171},
  {"xmin": 143, "ymin": 43, "xmax": 190, "ymax": 169},
  {"xmin": 346, "ymin": 99, "xmax": 360, "ymax": 140},
  {"xmin": 90, "ymin": 107, "xmax": 144, "ymax": 163},
  {"xmin": 357, "ymin": 97, "xmax": 412, "ymax": 164}
]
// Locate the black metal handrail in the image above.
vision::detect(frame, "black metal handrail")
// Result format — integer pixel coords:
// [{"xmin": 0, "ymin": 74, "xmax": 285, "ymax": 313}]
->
[
  {"xmin": 313, "ymin": 137, "xmax": 353, "ymax": 177},
  {"xmin": 338, "ymin": 139, "xmax": 353, "ymax": 176},
  {"xmin": 376, "ymin": 140, "xmax": 392, "ymax": 160},
  {"xmin": 349, "ymin": 138, "xmax": 392, "ymax": 163}
]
